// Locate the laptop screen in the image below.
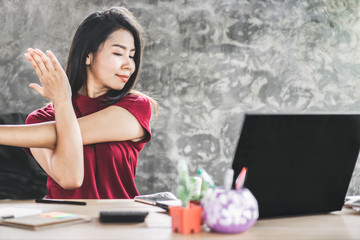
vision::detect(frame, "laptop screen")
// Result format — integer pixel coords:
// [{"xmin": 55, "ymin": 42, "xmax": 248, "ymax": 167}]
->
[{"xmin": 232, "ymin": 114, "xmax": 360, "ymax": 218}]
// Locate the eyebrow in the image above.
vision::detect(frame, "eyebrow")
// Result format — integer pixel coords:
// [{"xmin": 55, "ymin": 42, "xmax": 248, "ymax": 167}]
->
[{"xmin": 112, "ymin": 44, "xmax": 135, "ymax": 52}]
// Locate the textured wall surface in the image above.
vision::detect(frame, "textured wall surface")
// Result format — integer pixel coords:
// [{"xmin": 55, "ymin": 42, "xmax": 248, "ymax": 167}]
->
[{"xmin": 1, "ymin": 0, "xmax": 360, "ymax": 196}]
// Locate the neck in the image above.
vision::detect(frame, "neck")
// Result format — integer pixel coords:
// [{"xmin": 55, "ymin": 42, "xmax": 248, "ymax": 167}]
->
[{"xmin": 78, "ymin": 84, "xmax": 108, "ymax": 98}]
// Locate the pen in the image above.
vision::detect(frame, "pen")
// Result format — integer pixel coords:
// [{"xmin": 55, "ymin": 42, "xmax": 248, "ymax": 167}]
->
[
  {"xmin": 155, "ymin": 202, "xmax": 170, "ymax": 211},
  {"xmin": 224, "ymin": 168, "xmax": 234, "ymax": 191},
  {"xmin": 235, "ymin": 167, "xmax": 248, "ymax": 190},
  {"xmin": 35, "ymin": 199, "xmax": 87, "ymax": 206},
  {"xmin": 197, "ymin": 168, "xmax": 216, "ymax": 189}
]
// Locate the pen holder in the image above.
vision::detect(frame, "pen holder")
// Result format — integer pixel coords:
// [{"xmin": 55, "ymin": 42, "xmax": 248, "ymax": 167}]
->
[
  {"xmin": 201, "ymin": 187, "xmax": 258, "ymax": 233},
  {"xmin": 169, "ymin": 203, "xmax": 202, "ymax": 234}
]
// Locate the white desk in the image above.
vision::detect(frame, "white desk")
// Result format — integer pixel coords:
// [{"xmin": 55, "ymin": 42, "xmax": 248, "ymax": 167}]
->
[{"xmin": 0, "ymin": 199, "xmax": 360, "ymax": 240}]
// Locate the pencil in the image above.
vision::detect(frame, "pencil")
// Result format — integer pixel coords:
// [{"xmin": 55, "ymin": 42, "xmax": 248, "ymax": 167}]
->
[
  {"xmin": 235, "ymin": 167, "xmax": 248, "ymax": 190},
  {"xmin": 35, "ymin": 199, "xmax": 87, "ymax": 206}
]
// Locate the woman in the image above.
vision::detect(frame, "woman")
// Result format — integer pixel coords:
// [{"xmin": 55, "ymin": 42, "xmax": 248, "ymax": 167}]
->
[{"xmin": 0, "ymin": 7, "xmax": 157, "ymax": 199}]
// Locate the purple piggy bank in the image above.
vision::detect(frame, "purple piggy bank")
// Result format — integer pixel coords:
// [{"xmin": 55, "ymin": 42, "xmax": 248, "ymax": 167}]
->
[{"xmin": 201, "ymin": 188, "xmax": 258, "ymax": 233}]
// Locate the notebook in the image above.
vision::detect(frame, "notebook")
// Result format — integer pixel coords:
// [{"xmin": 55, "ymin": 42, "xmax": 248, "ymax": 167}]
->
[
  {"xmin": 0, "ymin": 207, "xmax": 42, "ymax": 219},
  {"xmin": 0, "ymin": 211, "xmax": 91, "ymax": 230},
  {"xmin": 231, "ymin": 113, "xmax": 360, "ymax": 218},
  {"xmin": 134, "ymin": 192, "xmax": 181, "ymax": 211},
  {"xmin": 134, "ymin": 192, "xmax": 178, "ymax": 205}
]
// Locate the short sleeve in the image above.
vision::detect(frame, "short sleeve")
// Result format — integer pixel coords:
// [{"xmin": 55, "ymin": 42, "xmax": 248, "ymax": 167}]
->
[
  {"xmin": 25, "ymin": 104, "xmax": 55, "ymax": 125},
  {"xmin": 113, "ymin": 94, "xmax": 152, "ymax": 144}
]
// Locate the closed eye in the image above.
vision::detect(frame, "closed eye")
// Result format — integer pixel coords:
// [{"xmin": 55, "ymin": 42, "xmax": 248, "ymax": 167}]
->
[{"xmin": 113, "ymin": 53, "xmax": 135, "ymax": 59}]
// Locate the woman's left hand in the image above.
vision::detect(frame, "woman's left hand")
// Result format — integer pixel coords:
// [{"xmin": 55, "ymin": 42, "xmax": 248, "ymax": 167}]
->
[{"xmin": 24, "ymin": 48, "xmax": 72, "ymax": 105}]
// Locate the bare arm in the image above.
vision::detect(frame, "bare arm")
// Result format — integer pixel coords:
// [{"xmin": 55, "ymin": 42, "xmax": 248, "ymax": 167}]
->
[
  {"xmin": 0, "ymin": 105, "xmax": 145, "ymax": 149},
  {"xmin": 30, "ymin": 105, "xmax": 144, "ymax": 189},
  {"xmin": 0, "ymin": 123, "xmax": 56, "ymax": 149},
  {"xmin": 24, "ymin": 48, "xmax": 83, "ymax": 189}
]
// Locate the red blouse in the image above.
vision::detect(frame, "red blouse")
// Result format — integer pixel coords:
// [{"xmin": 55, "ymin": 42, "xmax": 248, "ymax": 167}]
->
[{"xmin": 25, "ymin": 93, "xmax": 152, "ymax": 199}]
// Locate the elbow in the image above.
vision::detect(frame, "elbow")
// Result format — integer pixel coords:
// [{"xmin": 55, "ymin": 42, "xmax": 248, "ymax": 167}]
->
[{"xmin": 58, "ymin": 176, "xmax": 83, "ymax": 190}]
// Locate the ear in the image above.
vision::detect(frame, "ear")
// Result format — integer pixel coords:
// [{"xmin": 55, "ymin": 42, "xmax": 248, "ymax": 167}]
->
[{"xmin": 86, "ymin": 53, "xmax": 93, "ymax": 65}]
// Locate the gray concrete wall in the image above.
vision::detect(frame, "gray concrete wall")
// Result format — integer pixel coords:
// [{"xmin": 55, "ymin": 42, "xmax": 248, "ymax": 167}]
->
[{"xmin": 1, "ymin": 0, "xmax": 360, "ymax": 196}]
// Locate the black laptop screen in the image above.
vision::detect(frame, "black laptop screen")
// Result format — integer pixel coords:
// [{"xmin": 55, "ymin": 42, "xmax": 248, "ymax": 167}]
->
[{"xmin": 232, "ymin": 114, "xmax": 360, "ymax": 218}]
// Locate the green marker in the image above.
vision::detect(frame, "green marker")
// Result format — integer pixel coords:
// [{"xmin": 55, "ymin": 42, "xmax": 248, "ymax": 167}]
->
[{"xmin": 197, "ymin": 168, "xmax": 216, "ymax": 189}]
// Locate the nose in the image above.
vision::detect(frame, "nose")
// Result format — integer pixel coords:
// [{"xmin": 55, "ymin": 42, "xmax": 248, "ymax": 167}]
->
[{"xmin": 122, "ymin": 55, "xmax": 134, "ymax": 71}]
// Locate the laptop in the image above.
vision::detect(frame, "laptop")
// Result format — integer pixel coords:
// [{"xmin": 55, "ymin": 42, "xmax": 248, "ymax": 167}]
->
[{"xmin": 231, "ymin": 113, "xmax": 360, "ymax": 218}]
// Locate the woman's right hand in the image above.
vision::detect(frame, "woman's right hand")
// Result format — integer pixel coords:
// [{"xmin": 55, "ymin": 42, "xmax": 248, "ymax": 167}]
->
[{"xmin": 25, "ymin": 48, "xmax": 72, "ymax": 104}]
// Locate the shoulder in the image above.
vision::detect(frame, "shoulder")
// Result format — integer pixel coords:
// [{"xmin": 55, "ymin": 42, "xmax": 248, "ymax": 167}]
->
[
  {"xmin": 25, "ymin": 104, "xmax": 55, "ymax": 124},
  {"xmin": 111, "ymin": 94, "xmax": 152, "ymax": 124},
  {"xmin": 113, "ymin": 94, "xmax": 151, "ymax": 114},
  {"xmin": 118, "ymin": 94, "xmax": 151, "ymax": 105}
]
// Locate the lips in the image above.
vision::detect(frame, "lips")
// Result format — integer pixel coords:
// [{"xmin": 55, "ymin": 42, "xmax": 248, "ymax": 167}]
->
[{"xmin": 116, "ymin": 74, "xmax": 129, "ymax": 82}]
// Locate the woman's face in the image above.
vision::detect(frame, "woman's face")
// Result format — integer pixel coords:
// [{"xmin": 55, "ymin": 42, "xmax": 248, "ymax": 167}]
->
[{"xmin": 85, "ymin": 28, "xmax": 136, "ymax": 97}]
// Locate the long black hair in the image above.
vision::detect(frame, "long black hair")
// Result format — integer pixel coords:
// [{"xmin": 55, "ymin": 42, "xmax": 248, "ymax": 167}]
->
[{"xmin": 65, "ymin": 7, "xmax": 145, "ymax": 105}]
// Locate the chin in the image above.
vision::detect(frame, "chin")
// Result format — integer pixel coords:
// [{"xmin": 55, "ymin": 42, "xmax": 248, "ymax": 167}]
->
[{"xmin": 111, "ymin": 85, "xmax": 126, "ymax": 91}]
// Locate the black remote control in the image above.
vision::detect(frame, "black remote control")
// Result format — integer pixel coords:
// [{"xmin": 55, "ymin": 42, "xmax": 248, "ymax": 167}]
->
[{"xmin": 99, "ymin": 211, "xmax": 149, "ymax": 223}]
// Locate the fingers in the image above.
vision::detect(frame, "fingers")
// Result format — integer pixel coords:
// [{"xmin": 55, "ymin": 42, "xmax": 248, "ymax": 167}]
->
[
  {"xmin": 26, "ymin": 48, "xmax": 55, "ymax": 74},
  {"xmin": 30, "ymin": 49, "xmax": 47, "ymax": 74},
  {"xmin": 29, "ymin": 83, "xmax": 45, "ymax": 97},
  {"xmin": 24, "ymin": 48, "xmax": 60, "ymax": 85},
  {"xmin": 24, "ymin": 48, "xmax": 56, "ymax": 99},
  {"xmin": 25, "ymin": 48, "xmax": 70, "ymax": 103},
  {"xmin": 46, "ymin": 50, "xmax": 62, "ymax": 71},
  {"xmin": 24, "ymin": 51, "xmax": 43, "ymax": 78},
  {"xmin": 35, "ymin": 49, "xmax": 56, "ymax": 72}
]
